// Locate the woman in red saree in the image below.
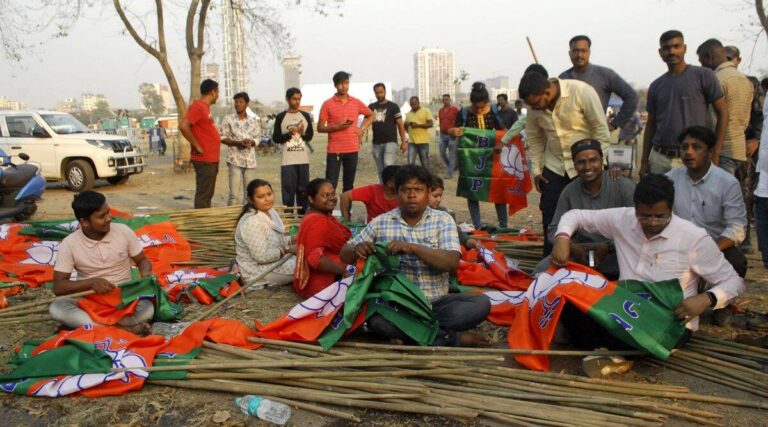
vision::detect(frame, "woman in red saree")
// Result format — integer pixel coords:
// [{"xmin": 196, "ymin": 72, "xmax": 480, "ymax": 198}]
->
[{"xmin": 293, "ymin": 178, "xmax": 353, "ymax": 298}]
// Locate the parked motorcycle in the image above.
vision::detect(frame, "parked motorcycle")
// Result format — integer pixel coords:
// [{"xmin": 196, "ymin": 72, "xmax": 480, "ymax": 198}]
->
[{"xmin": 0, "ymin": 148, "xmax": 46, "ymax": 223}]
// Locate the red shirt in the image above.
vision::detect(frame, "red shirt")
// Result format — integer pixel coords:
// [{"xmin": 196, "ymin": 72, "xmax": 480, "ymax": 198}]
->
[
  {"xmin": 293, "ymin": 212, "xmax": 352, "ymax": 298},
  {"xmin": 318, "ymin": 95, "xmax": 372, "ymax": 154},
  {"xmin": 186, "ymin": 100, "xmax": 221, "ymax": 163},
  {"xmin": 438, "ymin": 105, "xmax": 459, "ymax": 134},
  {"xmin": 350, "ymin": 184, "xmax": 398, "ymax": 223}
]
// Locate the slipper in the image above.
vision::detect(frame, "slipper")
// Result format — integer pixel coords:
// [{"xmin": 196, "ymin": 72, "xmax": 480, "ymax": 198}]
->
[{"xmin": 581, "ymin": 348, "xmax": 634, "ymax": 378}]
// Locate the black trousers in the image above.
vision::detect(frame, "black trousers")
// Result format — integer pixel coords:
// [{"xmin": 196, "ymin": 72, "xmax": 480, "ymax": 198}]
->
[
  {"xmin": 192, "ymin": 161, "xmax": 218, "ymax": 209},
  {"xmin": 560, "ymin": 303, "xmax": 692, "ymax": 350},
  {"xmin": 540, "ymin": 167, "xmax": 573, "ymax": 257},
  {"xmin": 722, "ymin": 246, "xmax": 748, "ymax": 278},
  {"xmin": 281, "ymin": 163, "xmax": 310, "ymax": 215},
  {"xmin": 325, "ymin": 152, "xmax": 358, "ymax": 192},
  {"xmin": 367, "ymin": 293, "xmax": 491, "ymax": 346}
]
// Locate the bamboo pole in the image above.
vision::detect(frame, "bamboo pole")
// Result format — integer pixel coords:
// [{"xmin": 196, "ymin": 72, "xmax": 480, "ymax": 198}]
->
[
  {"xmin": 149, "ymin": 379, "xmax": 478, "ymax": 419},
  {"xmin": 0, "ymin": 289, "xmax": 94, "ymax": 314},
  {"xmin": 113, "ymin": 358, "xmax": 429, "ymax": 373},
  {"xmin": 526, "ymin": 36, "xmax": 540, "ymax": 64},
  {"xmin": 332, "ymin": 340, "xmax": 646, "ymax": 356}
]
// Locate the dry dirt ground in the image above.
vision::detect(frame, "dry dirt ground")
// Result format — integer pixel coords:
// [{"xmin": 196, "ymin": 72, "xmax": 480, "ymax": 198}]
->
[{"xmin": 1, "ymin": 134, "xmax": 766, "ymax": 426}]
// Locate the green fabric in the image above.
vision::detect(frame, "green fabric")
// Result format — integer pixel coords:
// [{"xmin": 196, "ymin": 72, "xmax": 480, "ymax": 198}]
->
[
  {"xmin": 317, "ymin": 242, "xmax": 438, "ymax": 349},
  {"xmin": 19, "ymin": 214, "xmax": 171, "ymax": 240},
  {"xmin": 456, "ymin": 127, "xmax": 497, "ymax": 202},
  {"xmin": 116, "ymin": 277, "xmax": 183, "ymax": 322},
  {"xmin": 0, "ymin": 339, "xmax": 113, "ymax": 381},
  {"xmin": 588, "ymin": 279, "xmax": 686, "ymax": 359},
  {"xmin": 339, "ymin": 219, "xmax": 367, "ymax": 236},
  {"xmin": 191, "ymin": 274, "xmax": 238, "ymax": 302}
]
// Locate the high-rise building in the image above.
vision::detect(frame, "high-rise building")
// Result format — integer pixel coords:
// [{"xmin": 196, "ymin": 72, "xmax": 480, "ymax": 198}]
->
[
  {"xmin": 485, "ymin": 76, "xmax": 510, "ymax": 90},
  {"xmin": 55, "ymin": 97, "xmax": 78, "ymax": 112},
  {"xmin": 282, "ymin": 55, "xmax": 302, "ymax": 92},
  {"xmin": 0, "ymin": 96, "xmax": 29, "ymax": 111},
  {"xmin": 414, "ymin": 48, "xmax": 455, "ymax": 103},
  {"xmin": 202, "ymin": 63, "xmax": 221, "ymax": 83},
  {"xmin": 221, "ymin": 0, "xmax": 248, "ymax": 102},
  {"xmin": 81, "ymin": 93, "xmax": 108, "ymax": 111}
]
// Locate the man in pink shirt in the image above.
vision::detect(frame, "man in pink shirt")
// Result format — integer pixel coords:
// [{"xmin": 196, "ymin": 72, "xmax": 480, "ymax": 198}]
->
[
  {"xmin": 50, "ymin": 191, "xmax": 154, "ymax": 335},
  {"xmin": 317, "ymin": 71, "xmax": 374, "ymax": 192}
]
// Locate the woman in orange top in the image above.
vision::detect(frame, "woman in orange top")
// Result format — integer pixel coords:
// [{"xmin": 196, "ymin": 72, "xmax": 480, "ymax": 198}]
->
[{"xmin": 293, "ymin": 178, "xmax": 353, "ymax": 298}]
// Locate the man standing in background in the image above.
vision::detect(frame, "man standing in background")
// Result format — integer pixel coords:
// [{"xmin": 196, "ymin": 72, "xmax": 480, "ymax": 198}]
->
[
  {"xmin": 179, "ymin": 79, "xmax": 221, "ymax": 209},
  {"xmin": 220, "ymin": 91, "xmax": 260, "ymax": 206},
  {"xmin": 405, "ymin": 96, "xmax": 433, "ymax": 168},
  {"xmin": 560, "ymin": 35, "xmax": 638, "ymax": 131},
  {"xmin": 438, "ymin": 94, "xmax": 459, "ymax": 178},
  {"xmin": 368, "ymin": 83, "xmax": 406, "ymax": 182},
  {"xmin": 317, "ymin": 71, "xmax": 374, "ymax": 192}
]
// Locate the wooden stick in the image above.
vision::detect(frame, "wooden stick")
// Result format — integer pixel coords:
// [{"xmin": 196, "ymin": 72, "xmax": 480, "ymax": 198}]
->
[
  {"xmin": 332, "ymin": 340, "xmax": 647, "ymax": 356},
  {"xmin": 0, "ymin": 314, "xmax": 54, "ymax": 326},
  {"xmin": 191, "ymin": 255, "xmax": 292, "ymax": 322},
  {"xmin": 0, "ymin": 306, "xmax": 49, "ymax": 318},
  {"xmin": 113, "ymin": 358, "xmax": 429, "ymax": 373},
  {"xmin": 0, "ymin": 289, "xmax": 94, "ymax": 314},
  {"xmin": 526, "ymin": 36, "xmax": 540, "ymax": 64},
  {"xmin": 149, "ymin": 379, "xmax": 478, "ymax": 419}
]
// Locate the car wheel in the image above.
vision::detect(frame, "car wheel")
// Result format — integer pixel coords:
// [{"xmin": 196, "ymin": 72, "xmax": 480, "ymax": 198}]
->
[
  {"xmin": 106, "ymin": 175, "xmax": 129, "ymax": 185},
  {"xmin": 65, "ymin": 160, "xmax": 95, "ymax": 192}
]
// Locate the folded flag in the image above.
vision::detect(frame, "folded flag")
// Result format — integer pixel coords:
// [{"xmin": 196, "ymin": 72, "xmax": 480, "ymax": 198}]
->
[
  {"xmin": 257, "ymin": 242, "xmax": 438, "ymax": 350},
  {"xmin": 0, "ymin": 318, "xmax": 259, "ymax": 397},
  {"xmin": 77, "ymin": 276, "xmax": 182, "ymax": 325},
  {"xmin": 456, "ymin": 128, "xmax": 532, "ymax": 215}
]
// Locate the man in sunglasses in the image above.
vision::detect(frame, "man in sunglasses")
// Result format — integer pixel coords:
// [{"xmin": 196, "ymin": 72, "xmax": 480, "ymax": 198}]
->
[{"xmin": 551, "ymin": 173, "xmax": 745, "ymax": 332}]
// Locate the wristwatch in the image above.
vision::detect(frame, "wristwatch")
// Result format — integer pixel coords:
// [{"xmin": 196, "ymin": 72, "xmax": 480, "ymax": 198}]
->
[{"xmin": 705, "ymin": 291, "xmax": 717, "ymax": 308}]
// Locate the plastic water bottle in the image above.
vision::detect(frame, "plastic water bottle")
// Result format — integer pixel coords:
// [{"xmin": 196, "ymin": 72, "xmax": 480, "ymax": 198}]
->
[{"xmin": 235, "ymin": 395, "xmax": 291, "ymax": 425}]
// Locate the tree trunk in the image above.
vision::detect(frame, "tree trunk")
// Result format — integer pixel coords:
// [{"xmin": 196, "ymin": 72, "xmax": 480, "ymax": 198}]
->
[{"xmin": 757, "ymin": 0, "xmax": 768, "ymax": 45}]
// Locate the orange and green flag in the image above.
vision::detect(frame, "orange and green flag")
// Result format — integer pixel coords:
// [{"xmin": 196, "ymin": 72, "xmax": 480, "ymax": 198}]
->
[{"xmin": 456, "ymin": 128, "xmax": 532, "ymax": 215}]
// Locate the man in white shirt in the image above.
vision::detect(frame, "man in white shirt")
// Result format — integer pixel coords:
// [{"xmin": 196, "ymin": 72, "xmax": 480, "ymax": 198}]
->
[
  {"xmin": 551, "ymin": 174, "xmax": 745, "ymax": 332},
  {"xmin": 754, "ymin": 96, "xmax": 768, "ymax": 270}
]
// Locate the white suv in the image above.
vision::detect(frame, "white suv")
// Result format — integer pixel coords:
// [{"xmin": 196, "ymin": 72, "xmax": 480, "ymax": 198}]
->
[{"xmin": 0, "ymin": 110, "xmax": 145, "ymax": 191}]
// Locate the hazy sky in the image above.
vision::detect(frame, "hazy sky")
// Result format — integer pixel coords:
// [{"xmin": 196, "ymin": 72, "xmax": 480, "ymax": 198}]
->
[{"xmin": 2, "ymin": 0, "xmax": 767, "ymax": 109}]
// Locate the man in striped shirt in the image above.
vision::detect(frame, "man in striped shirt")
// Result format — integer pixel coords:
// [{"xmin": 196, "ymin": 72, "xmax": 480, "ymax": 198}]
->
[{"xmin": 317, "ymin": 71, "xmax": 374, "ymax": 192}]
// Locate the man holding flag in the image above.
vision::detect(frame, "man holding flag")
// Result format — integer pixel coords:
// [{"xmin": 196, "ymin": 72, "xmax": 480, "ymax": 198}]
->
[
  {"xmin": 50, "ymin": 191, "xmax": 154, "ymax": 335},
  {"xmin": 340, "ymin": 165, "xmax": 490, "ymax": 346},
  {"xmin": 551, "ymin": 174, "xmax": 745, "ymax": 347}
]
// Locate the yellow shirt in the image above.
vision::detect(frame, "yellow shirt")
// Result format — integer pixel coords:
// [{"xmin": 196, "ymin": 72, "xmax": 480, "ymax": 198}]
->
[
  {"xmin": 406, "ymin": 107, "xmax": 432, "ymax": 144},
  {"xmin": 526, "ymin": 78, "xmax": 611, "ymax": 178},
  {"xmin": 715, "ymin": 62, "xmax": 753, "ymax": 161}
]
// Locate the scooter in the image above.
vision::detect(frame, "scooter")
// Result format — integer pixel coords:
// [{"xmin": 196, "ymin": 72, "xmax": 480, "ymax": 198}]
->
[{"xmin": 0, "ymin": 148, "xmax": 46, "ymax": 223}]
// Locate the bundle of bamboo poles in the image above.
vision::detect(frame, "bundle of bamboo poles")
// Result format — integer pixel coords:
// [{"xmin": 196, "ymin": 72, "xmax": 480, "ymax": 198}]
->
[
  {"xmin": 475, "ymin": 236, "xmax": 545, "ymax": 270},
  {"xmin": 163, "ymin": 205, "xmax": 303, "ymax": 268},
  {"xmin": 651, "ymin": 334, "xmax": 768, "ymax": 399},
  {"xmin": 143, "ymin": 337, "xmax": 768, "ymax": 425}
]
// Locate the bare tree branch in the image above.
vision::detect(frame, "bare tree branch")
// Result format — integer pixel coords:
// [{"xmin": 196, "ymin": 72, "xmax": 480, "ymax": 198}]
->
[{"xmin": 113, "ymin": 0, "xmax": 161, "ymax": 59}]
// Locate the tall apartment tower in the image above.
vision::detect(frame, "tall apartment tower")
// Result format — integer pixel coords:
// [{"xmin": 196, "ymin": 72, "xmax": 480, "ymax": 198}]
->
[
  {"xmin": 282, "ymin": 55, "xmax": 302, "ymax": 92},
  {"xmin": 221, "ymin": 0, "xmax": 248, "ymax": 101},
  {"xmin": 414, "ymin": 48, "xmax": 455, "ymax": 103}
]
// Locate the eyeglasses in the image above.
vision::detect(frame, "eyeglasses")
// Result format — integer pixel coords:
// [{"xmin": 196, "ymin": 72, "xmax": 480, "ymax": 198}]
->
[{"xmin": 636, "ymin": 215, "xmax": 671, "ymax": 225}]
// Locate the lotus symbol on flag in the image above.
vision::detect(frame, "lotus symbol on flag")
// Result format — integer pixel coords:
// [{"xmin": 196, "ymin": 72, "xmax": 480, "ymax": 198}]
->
[
  {"xmin": 20, "ymin": 241, "xmax": 60, "ymax": 265},
  {"xmin": 501, "ymin": 143, "xmax": 526, "ymax": 179}
]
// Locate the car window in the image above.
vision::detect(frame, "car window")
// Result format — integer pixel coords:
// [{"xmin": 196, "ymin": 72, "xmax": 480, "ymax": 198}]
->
[{"xmin": 5, "ymin": 116, "xmax": 39, "ymax": 137}]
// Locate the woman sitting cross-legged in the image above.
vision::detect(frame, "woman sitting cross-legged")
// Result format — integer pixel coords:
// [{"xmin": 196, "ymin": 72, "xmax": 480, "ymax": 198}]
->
[
  {"xmin": 293, "ymin": 178, "xmax": 354, "ymax": 298},
  {"xmin": 235, "ymin": 179, "xmax": 296, "ymax": 287}
]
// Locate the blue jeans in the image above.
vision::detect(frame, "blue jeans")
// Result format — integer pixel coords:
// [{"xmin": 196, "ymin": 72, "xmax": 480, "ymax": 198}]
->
[
  {"xmin": 372, "ymin": 142, "xmax": 398, "ymax": 183},
  {"xmin": 407, "ymin": 143, "xmax": 429, "ymax": 167},
  {"xmin": 438, "ymin": 133, "xmax": 457, "ymax": 175},
  {"xmin": 467, "ymin": 199, "xmax": 508, "ymax": 229},
  {"xmin": 755, "ymin": 196, "xmax": 768, "ymax": 267}
]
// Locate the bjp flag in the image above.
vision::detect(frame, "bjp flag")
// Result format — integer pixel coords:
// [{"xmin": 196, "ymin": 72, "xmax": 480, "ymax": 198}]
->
[{"xmin": 456, "ymin": 128, "xmax": 532, "ymax": 215}]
